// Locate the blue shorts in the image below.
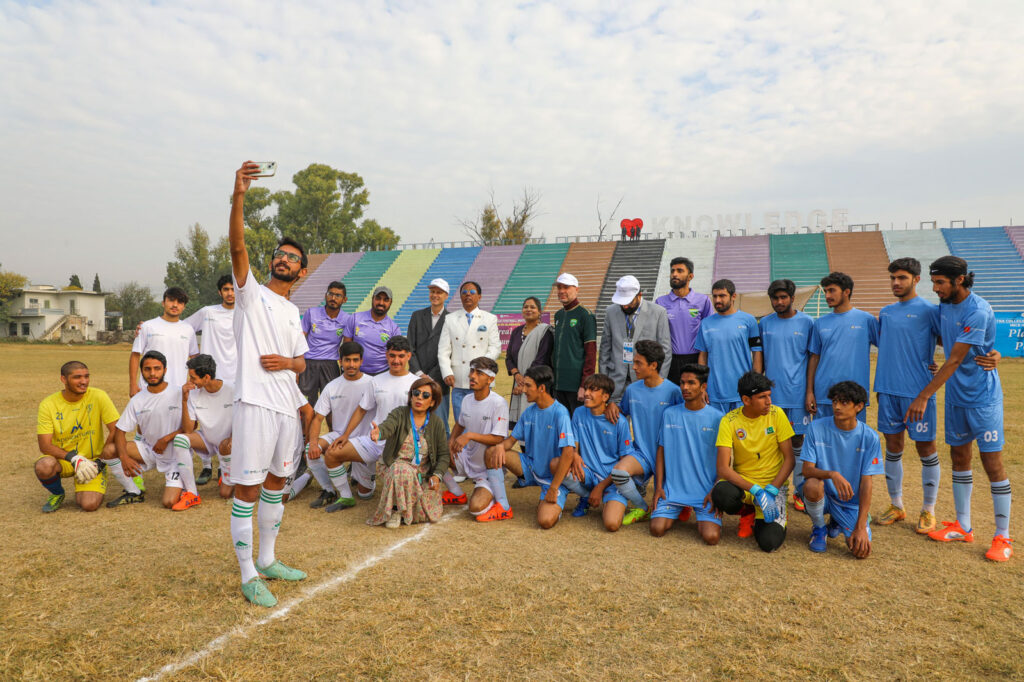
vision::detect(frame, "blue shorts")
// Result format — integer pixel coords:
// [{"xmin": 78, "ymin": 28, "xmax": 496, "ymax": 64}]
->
[
  {"xmin": 797, "ymin": 483, "xmax": 872, "ymax": 540},
  {"xmin": 538, "ymin": 484, "xmax": 568, "ymax": 509},
  {"xmin": 945, "ymin": 402, "xmax": 1004, "ymax": 451},
  {"xmin": 876, "ymin": 393, "xmax": 936, "ymax": 441},
  {"xmin": 814, "ymin": 403, "xmax": 867, "ymax": 423},
  {"xmin": 780, "ymin": 406, "xmax": 812, "ymax": 435},
  {"xmin": 651, "ymin": 498, "xmax": 721, "ymax": 526},
  {"xmin": 566, "ymin": 469, "xmax": 627, "ymax": 506},
  {"xmin": 624, "ymin": 451, "xmax": 655, "ymax": 480},
  {"xmin": 711, "ymin": 400, "xmax": 742, "ymax": 414},
  {"xmin": 517, "ymin": 450, "xmax": 544, "ymax": 487}
]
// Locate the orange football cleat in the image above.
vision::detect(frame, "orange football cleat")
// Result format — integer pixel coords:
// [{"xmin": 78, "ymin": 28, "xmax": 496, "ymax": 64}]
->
[
  {"xmin": 442, "ymin": 491, "xmax": 468, "ymax": 505},
  {"xmin": 927, "ymin": 520, "xmax": 974, "ymax": 543},
  {"xmin": 171, "ymin": 491, "xmax": 202, "ymax": 511},
  {"xmin": 985, "ymin": 536, "xmax": 1013, "ymax": 562},
  {"xmin": 738, "ymin": 509, "xmax": 756, "ymax": 538},
  {"xmin": 476, "ymin": 503, "xmax": 513, "ymax": 522}
]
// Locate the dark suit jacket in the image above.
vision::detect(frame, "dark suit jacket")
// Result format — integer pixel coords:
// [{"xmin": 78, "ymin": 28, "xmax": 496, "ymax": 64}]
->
[{"xmin": 407, "ymin": 306, "xmax": 449, "ymax": 392}]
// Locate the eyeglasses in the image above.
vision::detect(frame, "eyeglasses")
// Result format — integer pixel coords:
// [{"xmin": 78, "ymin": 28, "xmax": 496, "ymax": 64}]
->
[
  {"xmin": 272, "ymin": 249, "xmax": 302, "ymax": 264},
  {"xmin": 412, "ymin": 389, "xmax": 433, "ymax": 399},
  {"xmin": 461, "ymin": 289, "xmax": 478, "ymax": 296},
  {"xmin": 325, "ymin": 292, "xmax": 345, "ymax": 299}
]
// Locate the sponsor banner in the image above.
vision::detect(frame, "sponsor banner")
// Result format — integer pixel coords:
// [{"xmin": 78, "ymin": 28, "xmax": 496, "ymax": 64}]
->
[
  {"xmin": 496, "ymin": 313, "xmax": 551, "ymax": 353},
  {"xmin": 995, "ymin": 313, "xmax": 1024, "ymax": 358}
]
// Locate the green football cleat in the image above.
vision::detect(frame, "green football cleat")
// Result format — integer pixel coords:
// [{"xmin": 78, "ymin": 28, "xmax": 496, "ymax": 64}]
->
[
  {"xmin": 42, "ymin": 493, "xmax": 65, "ymax": 513},
  {"xmin": 196, "ymin": 467, "xmax": 213, "ymax": 486},
  {"xmin": 241, "ymin": 577, "xmax": 277, "ymax": 607},
  {"xmin": 106, "ymin": 491, "xmax": 145, "ymax": 507},
  {"xmin": 621, "ymin": 507, "xmax": 650, "ymax": 526},
  {"xmin": 256, "ymin": 559, "xmax": 307, "ymax": 581},
  {"xmin": 132, "ymin": 475, "xmax": 146, "ymax": 493},
  {"xmin": 325, "ymin": 496, "xmax": 357, "ymax": 512}
]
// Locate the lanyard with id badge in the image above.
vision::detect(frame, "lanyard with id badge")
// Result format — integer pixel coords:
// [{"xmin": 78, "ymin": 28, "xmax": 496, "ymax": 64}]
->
[{"xmin": 622, "ymin": 312, "xmax": 638, "ymax": 364}]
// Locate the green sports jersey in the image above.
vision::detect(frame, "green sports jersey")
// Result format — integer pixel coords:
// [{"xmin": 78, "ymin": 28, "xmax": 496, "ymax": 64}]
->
[{"xmin": 551, "ymin": 303, "xmax": 596, "ymax": 392}]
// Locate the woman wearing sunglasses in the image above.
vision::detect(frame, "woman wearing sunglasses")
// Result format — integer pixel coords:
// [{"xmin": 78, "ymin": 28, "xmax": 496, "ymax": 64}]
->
[{"xmin": 368, "ymin": 377, "xmax": 450, "ymax": 528}]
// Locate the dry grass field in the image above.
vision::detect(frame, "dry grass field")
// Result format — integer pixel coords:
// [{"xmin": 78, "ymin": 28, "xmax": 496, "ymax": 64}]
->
[{"xmin": 2, "ymin": 343, "xmax": 1023, "ymax": 680}]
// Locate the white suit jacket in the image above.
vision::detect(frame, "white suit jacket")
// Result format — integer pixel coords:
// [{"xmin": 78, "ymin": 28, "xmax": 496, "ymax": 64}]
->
[{"xmin": 437, "ymin": 307, "xmax": 501, "ymax": 389}]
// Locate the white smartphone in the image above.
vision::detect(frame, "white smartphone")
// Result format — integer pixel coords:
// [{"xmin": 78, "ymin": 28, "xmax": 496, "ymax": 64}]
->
[{"xmin": 253, "ymin": 161, "xmax": 277, "ymax": 177}]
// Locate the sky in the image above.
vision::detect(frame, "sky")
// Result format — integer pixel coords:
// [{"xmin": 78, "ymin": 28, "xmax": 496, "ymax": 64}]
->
[{"xmin": 3, "ymin": 1, "xmax": 1024, "ymax": 293}]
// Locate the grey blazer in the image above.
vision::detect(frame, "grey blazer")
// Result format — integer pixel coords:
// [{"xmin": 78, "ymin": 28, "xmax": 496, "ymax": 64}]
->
[
  {"xmin": 407, "ymin": 307, "xmax": 448, "ymax": 391},
  {"xmin": 599, "ymin": 298, "xmax": 672, "ymax": 401}
]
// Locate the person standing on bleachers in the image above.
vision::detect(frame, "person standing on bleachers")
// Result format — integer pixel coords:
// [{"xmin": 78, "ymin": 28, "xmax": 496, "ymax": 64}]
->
[
  {"xmin": 407, "ymin": 278, "xmax": 451, "ymax": 434},
  {"xmin": 599, "ymin": 275, "xmax": 672, "ymax": 402},
  {"xmin": 438, "ymin": 281, "xmax": 500, "ymax": 424},
  {"xmin": 656, "ymin": 257, "xmax": 712, "ymax": 385},
  {"xmin": 550, "ymin": 273, "xmax": 597, "ymax": 414}
]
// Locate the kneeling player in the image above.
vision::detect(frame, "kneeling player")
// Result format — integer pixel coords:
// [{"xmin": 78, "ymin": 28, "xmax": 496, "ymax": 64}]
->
[
  {"xmin": 565, "ymin": 374, "xmax": 638, "ymax": 531},
  {"xmin": 650, "ymin": 364, "xmax": 723, "ymax": 544},
  {"xmin": 711, "ymin": 371, "xmax": 795, "ymax": 552},
  {"xmin": 446, "ymin": 357, "xmax": 510, "ymax": 519},
  {"xmin": 800, "ymin": 381, "xmax": 882, "ymax": 558},
  {"xmin": 35, "ymin": 361, "xmax": 120, "ymax": 512},
  {"xmin": 483, "ymin": 366, "xmax": 576, "ymax": 528},
  {"xmin": 104, "ymin": 351, "xmax": 199, "ymax": 509},
  {"xmin": 181, "ymin": 354, "xmax": 234, "ymax": 501}
]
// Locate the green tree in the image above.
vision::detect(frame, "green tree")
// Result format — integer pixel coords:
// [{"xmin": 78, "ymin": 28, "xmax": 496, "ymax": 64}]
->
[
  {"xmin": 0, "ymin": 266, "xmax": 29, "ymax": 327},
  {"xmin": 108, "ymin": 282, "xmax": 161, "ymax": 330},
  {"xmin": 92, "ymin": 273, "xmax": 102, "ymax": 293},
  {"xmin": 164, "ymin": 223, "xmax": 231, "ymax": 317},
  {"xmin": 67, "ymin": 274, "xmax": 83, "ymax": 289},
  {"xmin": 461, "ymin": 188, "xmax": 540, "ymax": 245}
]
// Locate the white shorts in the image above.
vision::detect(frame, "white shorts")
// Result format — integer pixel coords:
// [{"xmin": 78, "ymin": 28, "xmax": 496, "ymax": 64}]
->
[
  {"xmin": 230, "ymin": 402, "xmax": 302, "ymax": 486},
  {"xmin": 137, "ymin": 440, "xmax": 183, "ymax": 489},
  {"xmin": 194, "ymin": 431, "xmax": 233, "ymax": 484},
  {"xmin": 456, "ymin": 448, "xmax": 489, "ymax": 490},
  {"xmin": 320, "ymin": 430, "xmax": 343, "ymax": 446},
  {"xmin": 351, "ymin": 435, "xmax": 385, "ymax": 463}
]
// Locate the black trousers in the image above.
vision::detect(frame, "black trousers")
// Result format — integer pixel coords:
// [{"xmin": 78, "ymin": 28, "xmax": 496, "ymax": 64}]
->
[
  {"xmin": 667, "ymin": 353, "xmax": 700, "ymax": 386},
  {"xmin": 555, "ymin": 390, "xmax": 582, "ymax": 415}
]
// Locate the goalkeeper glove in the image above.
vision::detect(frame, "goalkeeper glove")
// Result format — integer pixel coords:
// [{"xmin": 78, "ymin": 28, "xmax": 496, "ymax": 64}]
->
[
  {"xmin": 66, "ymin": 450, "xmax": 99, "ymax": 484},
  {"xmin": 749, "ymin": 484, "xmax": 780, "ymax": 523}
]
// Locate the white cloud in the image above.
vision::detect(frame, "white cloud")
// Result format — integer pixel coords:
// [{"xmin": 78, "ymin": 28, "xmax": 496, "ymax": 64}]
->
[{"xmin": 1, "ymin": 0, "xmax": 1023, "ymax": 289}]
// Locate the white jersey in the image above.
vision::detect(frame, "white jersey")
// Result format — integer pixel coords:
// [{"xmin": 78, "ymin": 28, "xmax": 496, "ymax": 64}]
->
[
  {"xmin": 457, "ymin": 390, "xmax": 509, "ymax": 464},
  {"xmin": 360, "ymin": 372, "xmax": 419, "ymax": 425},
  {"xmin": 184, "ymin": 304, "xmax": 236, "ymax": 384},
  {"xmin": 116, "ymin": 384, "xmax": 183, "ymax": 449},
  {"xmin": 187, "ymin": 382, "xmax": 234, "ymax": 447},
  {"xmin": 314, "ymin": 374, "xmax": 374, "ymax": 440},
  {"xmin": 132, "ymin": 317, "xmax": 199, "ymax": 389},
  {"xmin": 232, "ymin": 267, "xmax": 309, "ymax": 415}
]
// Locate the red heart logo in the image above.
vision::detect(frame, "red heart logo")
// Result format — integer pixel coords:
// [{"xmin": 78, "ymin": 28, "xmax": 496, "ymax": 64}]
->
[
  {"xmin": 620, "ymin": 218, "xmax": 630, "ymax": 228},
  {"xmin": 635, "ymin": 218, "xmax": 643, "ymax": 228}
]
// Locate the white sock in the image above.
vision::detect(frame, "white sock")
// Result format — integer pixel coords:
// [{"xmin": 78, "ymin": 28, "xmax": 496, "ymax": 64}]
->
[
  {"xmin": 230, "ymin": 498, "xmax": 258, "ymax": 583},
  {"xmin": 328, "ymin": 463, "xmax": 353, "ymax": 499},
  {"xmin": 257, "ymin": 487, "xmax": 285, "ymax": 568},
  {"xmin": 199, "ymin": 452, "xmax": 213, "ymax": 469},
  {"xmin": 470, "ymin": 500, "xmax": 494, "ymax": 516},
  {"xmin": 172, "ymin": 436, "xmax": 197, "ymax": 494},
  {"xmin": 307, "ymin": 455, "xmax": 335, "ymax": 492},
  {"xmin": 103, "ymin": 458, "xmax": 140, "ymax": 494},
  {"xmin": 806, "ymin": 497, "xmax": 826, "ymax": 528},
  {"xmin": 289, "ymin": 472, "xmax": 311, "ymax": 498},
  {"xmin": 442, "ymin": 471, "xmax": 463, "ymax": 496}
]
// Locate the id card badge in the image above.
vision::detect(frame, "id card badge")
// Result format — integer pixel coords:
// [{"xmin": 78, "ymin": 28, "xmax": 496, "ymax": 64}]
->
[{"xmin": 622, "ymin": 340, "xmax": 635, "ymax": 363}]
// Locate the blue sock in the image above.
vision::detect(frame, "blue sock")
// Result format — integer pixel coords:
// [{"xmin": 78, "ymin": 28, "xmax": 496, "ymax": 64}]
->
[
  {"xmin": 39, "ymin": 473, "xmax": 64, "ymax": 496},
  {"xmin": 792, "ymin": 445, "xmax": 805, "ymax": 494},
  {"xmin": 951, "ymin": 470, "xmax": 973, "ymax": 531},
  {"xmin": 610, "ymin": 468, "xmax": 647, "ymax": 510},
  {"xmin": 486, "ymin": 469, "xmax": 509, "ymax": 509},
  {"xmin": 920, "ymin": 454, "xmax": 940, "ymax": 511},
  {"xmin": 561, "ymin": 476, "xmax": 588, "ymax": 498},
  {"xmin": 884, "ymin": 450, "xmax": 904, "ymax": 508},
  {"xmin": 991, "ymin": 479, "xmax": 1011, "ymax": 538},
  {"xmin": 806, "ymin": 496, "xmax": 826, "ymax": 528}
]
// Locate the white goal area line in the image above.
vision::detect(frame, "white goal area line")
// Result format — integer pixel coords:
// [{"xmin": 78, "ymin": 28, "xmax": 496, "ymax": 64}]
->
[{"xmin": 137, "ymin": 513, "xmax": 456, "ymax": 682}]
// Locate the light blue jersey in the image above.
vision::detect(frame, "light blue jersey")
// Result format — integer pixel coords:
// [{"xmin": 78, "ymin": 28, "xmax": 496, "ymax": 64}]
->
[
  {"xmin": 875, "ymin": 297, "xmax": 940, "ymax": 398},
  {"xmin": 619, "ymin": 378, "xmax": 683, "ymax": 471},
  {"xmin": 809, "ymin": 309, "xmax": 878, "ymax": 405},
  {"xmin": 657, "ymin": 404, "xmax": 723, "ymax": 505},
  {"xmin": 800, "ymin": 418, "xmax": 882, "ymax": 526},
  {"xmin": 571, "ymin": 407, "xmax": 634, "ymax": 482},
  {"xmin": 694, "ymin": 310, "xmax": 762, "ymax": 404},
  {"xmin": 511, "ymin": 400, "xmax": 575, "ymax": 484},
  {"xmin": 939, "ymin": 293, "xmax": 1002, "ymax": 407},
  {"xmin": 759, "ymin": 311, "xmax": 814, "ymax": 408}
]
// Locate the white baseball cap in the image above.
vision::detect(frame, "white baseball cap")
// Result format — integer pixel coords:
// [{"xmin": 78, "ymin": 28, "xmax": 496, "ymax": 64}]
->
[
  {"xmin": 428, "ymin": 278, "xmax": 450, "ymax": 294},
  {"xmin": 555, "ymin": 273, "xmax": 579, "ymax": 287},
  {"xmin": 611, "ymin": 275, "xmax": 641, "ymax": 305}
]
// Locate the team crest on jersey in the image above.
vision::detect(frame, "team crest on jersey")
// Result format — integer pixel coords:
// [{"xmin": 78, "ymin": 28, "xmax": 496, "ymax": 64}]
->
[
  {"xmin": 736, "ymin": 428, "xmax": 747, "ymax": 440},
  {"xmin": 336, "ymin": 328, "xmax": 344, "ymax": 336},
  {"xmin": 569, "ymin": 319, "xmax": 578, "ymax": 327},
  {"xmin": 766, "ymin": 426, "xmax": 775, "ymax": 434},
  {"xmin": 311, "ymin": 323, "xmax": 318, "ymax": 333},
  {"xmin": 380, "ymin": 333, "xmax": 390, "ymax": 342},
  {"xmin": 689, "ymin": 308, "xmax": 700, "ymax": 317}
]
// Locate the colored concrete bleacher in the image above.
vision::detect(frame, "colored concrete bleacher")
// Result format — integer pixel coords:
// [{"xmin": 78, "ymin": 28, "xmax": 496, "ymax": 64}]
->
[
  {"xmin": 595, "ymin": 239, "xmax": 666, "ymax": 330},
  {"xmin": 713, "ymin": 235, "xmax": 770, "ymax": 294},
  {"xmin": 452, "ymin": 245, "xmax": 526, "ymax": 314},
  {"xmin": 881, "ymin": 230, "xmax": 950, "ymax": 305},
  {"xmin": 340, "ymin": 250, "xmax": 402, "ymax": 314},
  {"xmin": 357, "ymin": 249, "xmax": 440, "ymax": 314},
  {"xmin": 291, "ymin": 252, "xmax": 362, "ymax": 313},
  {"xmin": 942, "ymin": 227, "xmax": 1024, "ymax": 312},
  {"xmin": 770, "ymin": 233, "xmax": 830, "ymax": 317},
  {"xmin": 654, "ymin": 236, "xmax": 716, "ymax": 298},
  {"xmin": 492, "ymin": 243, "xmax": 571, "ymax": 314},
  {"xmin": 1006, "ymin": 226, "xmax": 1024, "ymax": 259},
  {"xmin": 543, "ymin": 242, "xmax": 617, "ymax": 313},
  {"xmin": 393, "ymin": 246, "xmax": 480, "ymax": 330},
  {"xmin": 824, "ymin": 232, "xmax": 892, "ymax": 316}
]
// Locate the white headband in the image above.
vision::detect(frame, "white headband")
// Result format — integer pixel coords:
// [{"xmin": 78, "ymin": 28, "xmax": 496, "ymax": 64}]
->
[{"xmin": 471, "ymin": 365, "xmax": 496, "ymax": 377}]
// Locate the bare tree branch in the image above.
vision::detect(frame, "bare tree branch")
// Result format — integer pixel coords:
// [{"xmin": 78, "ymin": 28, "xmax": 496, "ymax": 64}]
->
[{"xmin": 595, "ymin": 194, "xmax": 625, "ymax": 240}]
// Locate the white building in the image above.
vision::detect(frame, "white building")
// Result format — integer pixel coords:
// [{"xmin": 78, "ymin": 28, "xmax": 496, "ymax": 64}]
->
[{"xmin": 3, "ymin": 284, "xmax": 109, "ymax": 341}]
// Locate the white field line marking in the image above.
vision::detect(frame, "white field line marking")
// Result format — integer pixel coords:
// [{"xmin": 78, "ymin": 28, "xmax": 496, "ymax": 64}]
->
[{"xmin": 137, "ymin": 512, "xmax": 458, "ymax": 682}]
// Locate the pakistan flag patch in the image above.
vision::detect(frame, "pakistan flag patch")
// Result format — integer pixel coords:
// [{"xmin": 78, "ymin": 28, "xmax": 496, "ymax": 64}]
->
[{"xmin": 766, "ymin": 426, "xmax": 775, "ymax": 434}]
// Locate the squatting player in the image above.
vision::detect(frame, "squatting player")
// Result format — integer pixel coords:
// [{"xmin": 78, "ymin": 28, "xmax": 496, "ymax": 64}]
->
[
  {"xmin": 227, "ymin": 162, "xmax": 312, "ymax": 607},
  {"xmin": 181, "ymin": 354, "xmax": 235, "ymax": 501},
  {"xmin": 908, "ymin": 256, "xmax": 1012, "ymax": 562},
  {"xmin": 35, "ymin": 361, "xmax": 119, "ymax": 512}
]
